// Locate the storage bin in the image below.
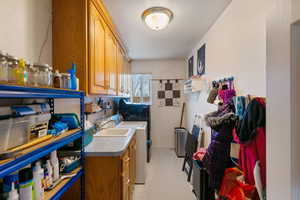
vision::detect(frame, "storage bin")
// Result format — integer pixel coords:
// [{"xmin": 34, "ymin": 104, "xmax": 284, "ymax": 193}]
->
[
  {"xmin": 0, "ymin": 118, "xmax": 12, "ymax": 151},
  {"xmin": 28, "ymin": 113, "xmax": 51, "ymax": 140},
  {"xmin": 192, "ymin": 160, "xmax": 215, "ymax": 200},
  {"xmin": 8, "ymin": 116, "xmax": 34, "ymax": 149}
]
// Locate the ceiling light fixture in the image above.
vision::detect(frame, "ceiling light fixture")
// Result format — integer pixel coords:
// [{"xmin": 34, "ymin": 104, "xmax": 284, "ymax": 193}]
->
[{"xmin": 142, "ymin": 7, "xmax": 174, "ymax": 31}]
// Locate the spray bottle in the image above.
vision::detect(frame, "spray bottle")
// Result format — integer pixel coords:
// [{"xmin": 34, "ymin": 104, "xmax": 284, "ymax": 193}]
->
[{"xmin": 67, "ymin": 63, "xmax": 77, "ymax": 90}]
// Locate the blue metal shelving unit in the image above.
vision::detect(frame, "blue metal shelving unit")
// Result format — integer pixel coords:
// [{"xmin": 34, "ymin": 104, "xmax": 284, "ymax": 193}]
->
[{"xmin": 0, "ymin": 84, "xmax": 85, "ymax": 200}]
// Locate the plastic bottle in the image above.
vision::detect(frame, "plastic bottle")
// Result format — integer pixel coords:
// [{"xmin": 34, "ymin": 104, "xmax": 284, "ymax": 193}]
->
[
  {"xmin": 19, "ymin": 167, "xmax": 34, "ymax": 200},
  {"xmin": 50, "ymin": 151, "xmax": 60, "ymax": 182},
  {"xmin": 8, "ymin": 183, "xmax": 19, "ymax": 200},
  {"xmin": 3, "ymin": 173, "xmax": 19, "ymax": 200},
  {"xmin": 67, "ymin": 63, "xmax": 77, "ymax": 90},
  {"xmin": 46, "ymin": 160, "xmax": 53, "ymax": 186},
  {"xmin": 33, "ymin": 161, "xmax": 44, "ymax": 200},
  {"xmin": 16, "ymin": 59, "xmax": 26, "ymax": 85}
]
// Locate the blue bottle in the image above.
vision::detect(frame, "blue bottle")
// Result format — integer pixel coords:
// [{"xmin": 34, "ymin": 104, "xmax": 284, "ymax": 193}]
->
[{"xmin": 68, "ymin": 63, "xmax": 77, "ymax": 90}]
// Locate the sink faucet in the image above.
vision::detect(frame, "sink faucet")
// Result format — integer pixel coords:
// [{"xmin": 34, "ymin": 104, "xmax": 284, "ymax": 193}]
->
[{"xmin": 95, "ymin": 119, "xmax": 115, "ymax": 131}]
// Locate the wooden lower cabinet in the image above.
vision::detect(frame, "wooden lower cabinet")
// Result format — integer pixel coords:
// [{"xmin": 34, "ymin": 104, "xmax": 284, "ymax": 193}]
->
[{"xmin": 85, "ymin": 136, "xmax": 136, "ymax": 200}]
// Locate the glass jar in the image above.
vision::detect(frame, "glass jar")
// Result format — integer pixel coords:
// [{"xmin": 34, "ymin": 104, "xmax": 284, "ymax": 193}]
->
[
  {"xmin": 0, "ymin": 51, "xmax": 8, "ymax": 82},
  {"xmin": 7, "ymin": 55, "xmax": 19, "ymax": 84},
  {"xmin": 61, "ymin": 73, "xmax": 71, "ymax": 89},
  {"xmin": 53, "ymin": 70, "xmax": 62, "ymax": 88},
  {"xmin": 26, "ymin": 62, "xmax": 38, "ymax": 87},
  {"xmin": 34, "ymin": 63, "xmax": 53, "ymax": 87}
]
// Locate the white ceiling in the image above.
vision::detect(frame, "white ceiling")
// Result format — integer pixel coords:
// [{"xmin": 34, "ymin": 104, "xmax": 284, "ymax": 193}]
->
[{"xmin": 103, "ymin": 0, "xmax": 231, "ymax": 60}]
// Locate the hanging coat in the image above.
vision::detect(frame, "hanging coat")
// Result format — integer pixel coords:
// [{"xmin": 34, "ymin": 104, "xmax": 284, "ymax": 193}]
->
[
  {"xmin": 235, "ymin": 98, "xmax": 266, "ymax": 197},
  {"xmin": 203, "ymin": 103, "xmax": 238, "ymax": 190}
]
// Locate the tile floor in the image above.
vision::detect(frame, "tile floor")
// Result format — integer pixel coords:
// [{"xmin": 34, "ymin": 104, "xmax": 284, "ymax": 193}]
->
[{"xmin": 133, "ymin": 148, "xmax": 197, "ymax": 200}]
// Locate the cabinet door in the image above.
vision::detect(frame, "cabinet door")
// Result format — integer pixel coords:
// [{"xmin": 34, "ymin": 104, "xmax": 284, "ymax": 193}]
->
[
  {"xmin": 105, "ymin": 29, "xmax": 117, "ymax": 95},
  {"xmin": 89, "ymin": 2, "xmax": 106, "ymax": 94},
  {"xmin": 122, "ymin": 150, "xmax": 130, "ymax": 200},
  {"xmin": 117, "ymin": 47, "xmax": 125, "ymax": 96},
  {"xmin": 129, "ymin": 138, "xmax": 136, "ymax": 200}
]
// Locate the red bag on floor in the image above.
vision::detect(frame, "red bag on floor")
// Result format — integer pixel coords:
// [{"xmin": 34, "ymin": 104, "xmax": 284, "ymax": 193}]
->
[{"xmin": 218, "ymin": 168, "xmax": 255, "ymax": 200}]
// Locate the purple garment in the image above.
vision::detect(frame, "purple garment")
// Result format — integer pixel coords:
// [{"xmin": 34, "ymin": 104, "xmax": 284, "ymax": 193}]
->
[{"xmin": 203, "ymin": 103, "xmax": 237, "ymax": 190}]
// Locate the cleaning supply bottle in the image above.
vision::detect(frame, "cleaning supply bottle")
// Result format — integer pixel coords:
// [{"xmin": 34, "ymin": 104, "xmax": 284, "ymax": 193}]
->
[
  {"xmin": 67, "ymin": 63, "xmax": 77, "ymax": 90},
  {"xmin": 8, "ymin": 183, "xmax": 19, "ymax": 200},
  {"xmin": 46, "ymin": 160, "xmax": 53, "ymax": 186},
  {"xmin": 33, "ymin": 161, "xmax": 44, "ymax": 200},
  {"xmin": 50, "ymin": 151, "xmax": 60, "ymax": 182},
  {"xmin": 19, "ymin": 167, "xmax": 34, "ymax": 200},
  {"xmin": 3, "ymin": 173, "xmax": 19, "ymax": 199}
]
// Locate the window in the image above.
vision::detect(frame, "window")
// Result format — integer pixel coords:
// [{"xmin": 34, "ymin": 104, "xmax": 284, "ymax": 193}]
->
[{"xmin": 131, "ymin": 74, "xmax": 152, "ymax": 104}]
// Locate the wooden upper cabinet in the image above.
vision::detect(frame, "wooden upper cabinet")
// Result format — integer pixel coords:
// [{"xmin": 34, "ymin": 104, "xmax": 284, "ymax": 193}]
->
[
  {"xmin": 53, "ymin": 0, "xmax": 128, "ymax": 95},
  {"xmin": 89, "ymin": 2, "xmax": 106, "ymax": 94},
  {"xmin": 52, "ymin": 0, "xmax": 88, "ymax": 92},
  {"xmin": 105, "ymin": 28, "xmax": 117, "ymax": 95}
]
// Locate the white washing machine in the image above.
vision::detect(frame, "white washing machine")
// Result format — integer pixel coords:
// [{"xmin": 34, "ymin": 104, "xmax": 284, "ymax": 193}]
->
[{"xmin": 117, "ymin": 121, "xmax": 147, "ymax": 184}]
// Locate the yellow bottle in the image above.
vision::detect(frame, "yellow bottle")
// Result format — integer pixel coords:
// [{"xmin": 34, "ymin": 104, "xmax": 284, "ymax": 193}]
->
[{"xmin": 16, "ymin": 59, "xmax": 27, "ymax": 85}]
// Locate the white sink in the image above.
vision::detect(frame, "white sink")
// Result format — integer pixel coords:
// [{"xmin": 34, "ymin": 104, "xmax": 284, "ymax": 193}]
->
[{"xmin": 94, "ymin": 128, "xmax": 130, "ymax": 137}]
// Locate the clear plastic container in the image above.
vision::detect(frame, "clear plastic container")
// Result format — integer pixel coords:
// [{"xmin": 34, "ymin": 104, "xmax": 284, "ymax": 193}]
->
[
  {"xmin": 28, "ymin": 113, "xmax": 51, "ymax": 140},
  {"xmin": 0, "ymin": 51, "xmax": 8, "ymax": 82},
  {"xmin": 8, "ymin": 116, "xmax": 33, "ymax": 149},
  {"xmin": 0, "ymin": 118, "xmax": 12, "ymax": 151},
  {"xmin": 35, "ymin": 113, "xmax": 51, "ymax": 124}
]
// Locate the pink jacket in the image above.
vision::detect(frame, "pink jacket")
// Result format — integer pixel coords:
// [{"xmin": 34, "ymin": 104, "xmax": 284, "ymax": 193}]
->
[{"xmin": 234, "ymin": 127, "xmax": 266, "ymax": 188}]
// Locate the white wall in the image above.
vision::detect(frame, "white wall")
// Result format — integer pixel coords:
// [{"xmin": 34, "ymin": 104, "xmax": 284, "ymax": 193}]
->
[
  {"xmin": 291, "ymin": 21, "xmax": 300, "ymax": 200},
  {"xmin": 131, "ymin": 59, "xmax": 186, "ymax": 148},
  {"xmin": 186, "ymin": 0, "xmax": 268, "ymax": 146},
  {"xmin": 267, "ymin": 0, "xmax": 300, "ymax": 199},
  {"xmin": 292, "ymin": 0, "xmax": 300, "ymax": 23},
  {"xmin": 266, "ymin": 1, "xmax": 292, "ymax": 198},
  {"xmin": 0, "ymin": 0, "xmax": 52, "ymax": 64}
]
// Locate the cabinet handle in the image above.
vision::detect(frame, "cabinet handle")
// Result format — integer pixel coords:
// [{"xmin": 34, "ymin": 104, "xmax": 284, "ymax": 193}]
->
[
  {"xmin": 124, "ymin": 158, "xmax": 130, "ymax": 162},
  {"xmin": 127, "ymin": 179, "xmax": 130, "ymax": 184}
]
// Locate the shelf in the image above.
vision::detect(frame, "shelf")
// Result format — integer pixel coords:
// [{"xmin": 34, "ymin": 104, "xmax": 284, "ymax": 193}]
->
[
  {"xmin": 44, "ymin": 167, "xmax": 83, "ymax": 200},
  {"xmin": 0, "ymin": 128, "xmax": 83, "ymax": 178},
  {"xmin": 0, "ymin": 84, "xmax": 84, "ymax": 99},
  {"xmin": 0, "ymin": 83, "xmax": 85, "ymax": 199},
  {"xmin": 184, "ymin": 77, "xmax": 205, "ymax": 94}
]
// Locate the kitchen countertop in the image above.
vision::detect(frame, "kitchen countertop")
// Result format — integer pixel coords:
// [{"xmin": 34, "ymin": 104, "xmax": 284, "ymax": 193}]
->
[{"xmin": 85, "ymin": 128, "xmax": 136, "ymax": 157}]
